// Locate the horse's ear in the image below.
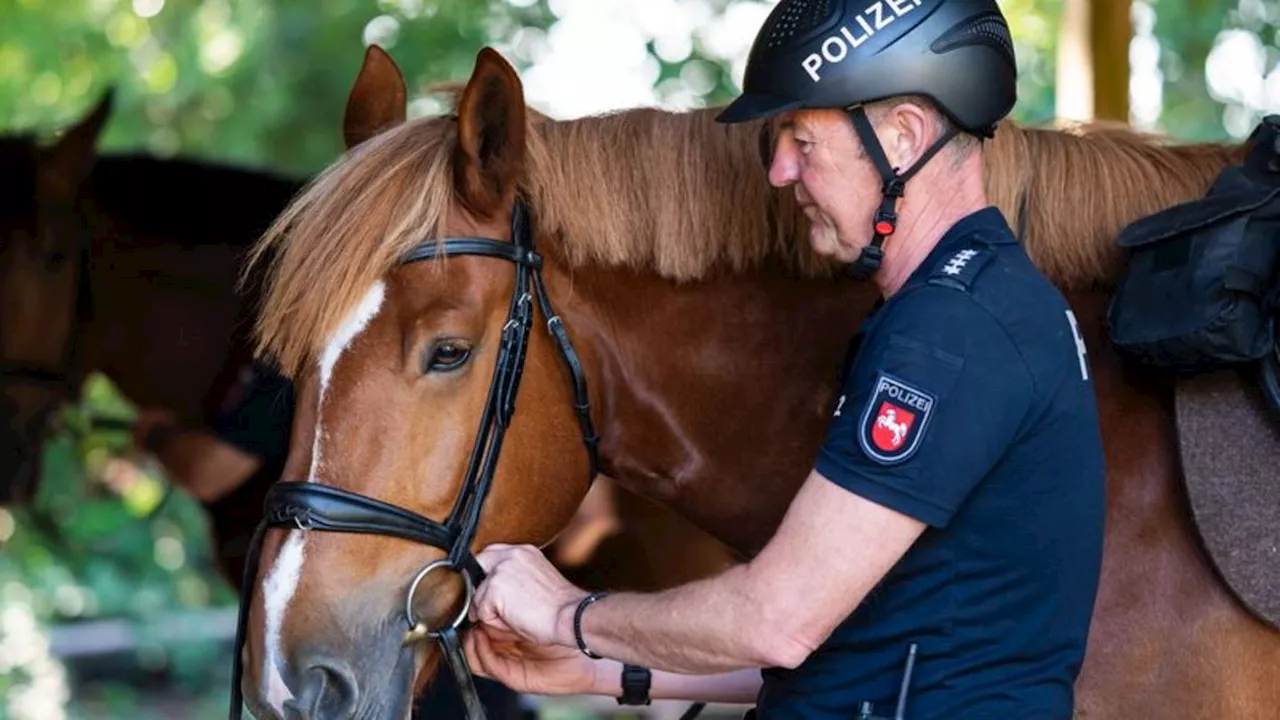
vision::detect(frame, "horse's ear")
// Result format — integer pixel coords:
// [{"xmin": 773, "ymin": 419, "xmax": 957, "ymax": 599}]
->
[
  {"xmin": 42, "ymin": 87, "xmax": 112, "ymax": 198},
  {"xmin": 343, "ymin": 45, "xmax": 407, "ymax": 150},
  {"xmin": 453, "ymin": 47, "xmax": 526, "ymax": 218}
]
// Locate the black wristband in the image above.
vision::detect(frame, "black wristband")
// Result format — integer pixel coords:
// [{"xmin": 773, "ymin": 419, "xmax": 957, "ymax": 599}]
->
[
  {"xmin": 618, "ymin": 663, "xmax": 652, "ymax": 706},
  {"xmin": 573, "ymin": 591, "xmax": 609, "ymax": 659}
]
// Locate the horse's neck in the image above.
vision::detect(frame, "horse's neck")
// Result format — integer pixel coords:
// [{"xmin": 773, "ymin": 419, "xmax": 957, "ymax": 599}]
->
[
  {"xmin": 553, "ymin": 258, "xmax": 876, "ymax": 557},
  {"xmin": 77, "ymin": 158, "xmax": 295, "ymax": 423},
  {"xmin": 529, "ymin": 112, "xmax": 871, "ymax": 556},
  {"xmin": 82, "ymin": 228, "xmax": 252, "ymax": 422}
]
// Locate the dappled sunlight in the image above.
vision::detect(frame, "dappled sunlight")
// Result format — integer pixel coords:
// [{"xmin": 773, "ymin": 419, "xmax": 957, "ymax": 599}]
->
[
  {"xmin": 0, "ymin": 374, "xmax": 236, "ymax": 717},
  {"xmin": 0, "ymin": 595, "xmax": 71, "ymax": 720}
]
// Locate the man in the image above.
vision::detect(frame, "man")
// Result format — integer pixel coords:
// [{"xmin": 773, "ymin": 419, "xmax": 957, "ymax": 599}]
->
[
  {"xmin": 132, "ymin": 361, "xmax": 292, "ymax": 508},
  {"xmin": 464, "ymin": 0, "xmax": 1107, "ymax": 718}
]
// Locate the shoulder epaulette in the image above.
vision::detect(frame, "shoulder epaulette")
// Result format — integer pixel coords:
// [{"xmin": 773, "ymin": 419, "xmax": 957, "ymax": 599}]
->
[{"xmin": 927, "ymin": 245, "xmax": 995, "ymax": 292}]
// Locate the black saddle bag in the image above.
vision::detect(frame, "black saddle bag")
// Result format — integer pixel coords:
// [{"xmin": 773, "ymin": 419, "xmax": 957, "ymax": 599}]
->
[{"xmin": 1106, "ymin": 116, "xmax": 1280, "ymax": 372}]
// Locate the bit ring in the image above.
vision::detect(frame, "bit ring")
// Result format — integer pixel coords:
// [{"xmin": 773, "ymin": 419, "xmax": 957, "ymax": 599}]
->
[{"xmin": 405, "ymin": 559, "xmax": 474, "ymax": 638}]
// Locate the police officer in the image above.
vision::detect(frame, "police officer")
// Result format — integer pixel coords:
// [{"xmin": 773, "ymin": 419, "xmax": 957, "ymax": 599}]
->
[{"xmin": 464, "ymin": 0, "xmax": 1107, "ymax": 718}]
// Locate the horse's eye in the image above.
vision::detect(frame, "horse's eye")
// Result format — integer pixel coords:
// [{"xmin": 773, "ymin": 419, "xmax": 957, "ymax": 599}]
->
[{"xmin": 424, "ymin": 340, "xmax": 472, "ymax": 374}]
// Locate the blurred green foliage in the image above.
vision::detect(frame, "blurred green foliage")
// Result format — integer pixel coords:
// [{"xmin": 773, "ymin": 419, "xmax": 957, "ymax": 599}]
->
[
  {"xmin": 1, "ymin": 375, "xmax": 235, "ymax": 719},
  {"xmin": 0, "ymin": 0, "xmax": 558, "ymax": 175},
  {"xmin": 0, "ymin": 0, "xmax": 1087, "ymax": 179}
]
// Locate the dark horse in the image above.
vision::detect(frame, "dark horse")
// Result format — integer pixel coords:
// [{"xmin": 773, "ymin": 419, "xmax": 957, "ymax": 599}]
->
[
  {"xmin": 0, "ymin": 91, "xmax": 300, "ymax": 522},
  {"xmin": 234, "ymin": 45, "xmax": 1279, "ymax": 719}
]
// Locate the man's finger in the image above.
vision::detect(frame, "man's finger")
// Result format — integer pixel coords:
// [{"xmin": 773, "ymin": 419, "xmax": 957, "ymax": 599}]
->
[
  {"xmin": 481, "ymin": 620, "xmax": 518, "ymax": 642},
  {"xmin": 474, "ymin": 544, "xmax": 515, "ymax": 572},
  {"xmin": 471, "ymin": 575, "xmax": 496, "ymax": 623},
  {"xmin": 464, "ymin": 631, "xmax": 491, "ymax": 677}
]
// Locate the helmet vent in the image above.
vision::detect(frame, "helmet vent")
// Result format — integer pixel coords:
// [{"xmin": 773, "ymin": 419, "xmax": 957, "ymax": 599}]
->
[
  {"xmin": 760, "ymin": 0, "xmax": 835, "ymax": 49},
  {"xmin": 931, "ymin": 11, "xmax": 1016, "ymax": 68}
]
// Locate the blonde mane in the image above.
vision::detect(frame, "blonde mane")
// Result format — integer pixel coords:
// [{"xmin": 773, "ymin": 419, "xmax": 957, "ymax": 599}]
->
[
  {"xmin": 985, "ymin": 119, "xmax": 1242, "ymax": 287},
  {"xmin": 246, "ymin": 105, "xmax": 826, "ymax": 377},
  {"xmin": 522, "ymin": 108, "xmax": 824, "ymax": 279},
  {"xmin": 246, "ymin": 100, "xmax": 1246, "ymax": 378}
]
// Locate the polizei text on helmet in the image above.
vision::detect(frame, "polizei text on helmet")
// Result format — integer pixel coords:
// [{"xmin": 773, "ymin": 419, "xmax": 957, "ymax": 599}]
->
[{"xmin": 801, "ymin": 0, "xmax": 924, "ymax": 83}]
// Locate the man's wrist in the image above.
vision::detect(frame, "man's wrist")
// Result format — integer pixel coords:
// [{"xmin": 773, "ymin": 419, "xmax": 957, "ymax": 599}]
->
[
  {"xmin": 555, "ymin": 594, "xmax": 585, "ymax": 649},
  {"xmin": 590, "ymin": 658, "xmax": 624, "ymax": 696}
]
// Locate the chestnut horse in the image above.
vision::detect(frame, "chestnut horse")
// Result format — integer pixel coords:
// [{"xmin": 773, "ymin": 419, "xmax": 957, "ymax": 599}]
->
[
  {"xmin": 0, "ymin": 91, "xmax": 731, "ymax": 585},
  {"xmin": 0, "ymin": 92, "xmax": 734, "ymax": 717},
  {"xmin": 234, "ymin": 44, "xmax": 1280, "ymax": 720}
]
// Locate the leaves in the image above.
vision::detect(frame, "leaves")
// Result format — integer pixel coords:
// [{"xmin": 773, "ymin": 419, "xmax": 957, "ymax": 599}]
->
[{"xmin": 0, "ymin": 373, "xmax": 232, "ymax": 717}]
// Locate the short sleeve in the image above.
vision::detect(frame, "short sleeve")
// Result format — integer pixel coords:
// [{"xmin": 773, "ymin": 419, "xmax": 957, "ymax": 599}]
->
[
  {"xmin": 814, "ymin": 287, "xmax": 1034, "ymax": 528},
  {"xmin": 211, "ymin": 364, "xmax": 295, "ymax": 465}
]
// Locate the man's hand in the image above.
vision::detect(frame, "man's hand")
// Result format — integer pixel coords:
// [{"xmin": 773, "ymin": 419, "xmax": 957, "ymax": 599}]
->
[
  {"xmin": 472, "ymin": 544, "xmax": 583, "ymax": 648},
  {"xmin": 463, "ymin": 623, "xmax": 605, "ymax": 696}
]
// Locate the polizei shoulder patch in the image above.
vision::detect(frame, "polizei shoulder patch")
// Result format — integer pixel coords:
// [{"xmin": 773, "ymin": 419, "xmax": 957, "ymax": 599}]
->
[{"xmin": 858, "ymin": 372, "xmax": 936, "ymax": 464}]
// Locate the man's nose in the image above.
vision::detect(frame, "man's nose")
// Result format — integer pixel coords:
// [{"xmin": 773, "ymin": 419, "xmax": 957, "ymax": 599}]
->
[{"xmin": 768, "ymin": 143, "xmax": 800, "ymax": 188}]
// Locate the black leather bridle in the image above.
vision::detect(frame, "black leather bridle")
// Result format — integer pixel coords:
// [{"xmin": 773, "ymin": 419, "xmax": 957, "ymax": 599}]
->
[{"xmin": 228, "ymin": 200, "xmax": 601, "ymax": 719}]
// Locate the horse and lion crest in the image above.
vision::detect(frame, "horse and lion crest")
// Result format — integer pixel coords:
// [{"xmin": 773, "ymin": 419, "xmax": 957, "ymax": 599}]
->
[{"xmin": 3, "ymin": 37, "xmax": 1280, "ymax": 719}]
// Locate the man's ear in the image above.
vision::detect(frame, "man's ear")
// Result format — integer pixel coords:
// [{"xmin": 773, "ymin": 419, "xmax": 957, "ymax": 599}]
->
[{"xmin": 883, "ymin": 101, "xmax": 936, "ymax": 170}]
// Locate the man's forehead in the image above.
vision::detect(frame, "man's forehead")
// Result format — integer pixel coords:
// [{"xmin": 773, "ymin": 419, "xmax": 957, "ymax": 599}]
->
[{"xmin": 773, "ymin": 109, "xmax": 842, "ymax": 132}]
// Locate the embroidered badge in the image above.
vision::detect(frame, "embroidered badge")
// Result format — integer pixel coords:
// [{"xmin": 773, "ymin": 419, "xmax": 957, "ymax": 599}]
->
[
  {"xmin": 858, "ymin": 373, "xmax": 935, "ymax": 464},
  {"xmin": 941, "ymin": 249, "xmax": 980, "ymax": 276}
]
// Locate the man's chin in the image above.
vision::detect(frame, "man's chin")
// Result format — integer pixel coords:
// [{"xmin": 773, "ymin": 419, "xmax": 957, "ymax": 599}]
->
[{"xmin": 808, "ymin": 227, "xmax": 843, "ymax": 258}]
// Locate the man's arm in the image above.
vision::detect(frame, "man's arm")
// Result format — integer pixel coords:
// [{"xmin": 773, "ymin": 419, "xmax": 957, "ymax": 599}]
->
[
  {"xmin": 599, "ymin": 661, "xmax": 763, "ymax": 704},
  {"xmin": 552, "ymin": 468, "xmax": 926, "ymax": 674},
  {"xmin": 133, "ymin": 409, "xmax": 262, "ymax": 503},
  {"xmin": 463, "ymin": 623, "xmax": 765, "ymax": 703}
]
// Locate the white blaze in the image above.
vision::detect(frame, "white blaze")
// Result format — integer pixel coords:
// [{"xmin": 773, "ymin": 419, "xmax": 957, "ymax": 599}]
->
[{"xmin": 258, "ymin": 282, "xmax": 386, "ymax": 712}]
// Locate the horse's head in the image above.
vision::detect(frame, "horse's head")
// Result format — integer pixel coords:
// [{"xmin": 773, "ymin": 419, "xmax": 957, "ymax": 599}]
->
[
  {"xmin": 0, "ymin": 92, "xmax": 110, "ymax": 504},
  {"xmin": 239, "ymin": 46, "xmax": 598, "ymax": 718}
]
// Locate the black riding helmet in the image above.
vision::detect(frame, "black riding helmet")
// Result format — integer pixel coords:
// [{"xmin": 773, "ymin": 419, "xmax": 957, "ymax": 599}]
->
[{"xmin": 717, "ymin": 0, "xmax": 1018, "ymax": 278}]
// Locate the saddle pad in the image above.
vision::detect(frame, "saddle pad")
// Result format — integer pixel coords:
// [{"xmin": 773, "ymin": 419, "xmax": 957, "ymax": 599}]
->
[{"xmin": 1175, "ymin": 367, "xmax": 1280, "ymax": 630}]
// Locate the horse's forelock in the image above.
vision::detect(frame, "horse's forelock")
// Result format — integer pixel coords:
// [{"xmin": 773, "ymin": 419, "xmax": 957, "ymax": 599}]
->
[{"xmin": 245, "ymin": 116, "xmax": 459, "ymax": 378}]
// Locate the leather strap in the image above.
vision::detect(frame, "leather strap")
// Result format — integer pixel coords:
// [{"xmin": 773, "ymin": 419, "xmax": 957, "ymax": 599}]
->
[
  {"xmin": 533, "ymin": 269, "xmax": 600, "ymax": 478},
  {"xmin": 265, "ymin": 482, "xmax": 487, "ymax": 582},
  {"xmin": 618, "ymin": 664, "xmax": 652, "ymax": 706},
  {"xmin": 0, "ymin": 364, "xmax": 70, "ymax": 385},
  {"xmin": 438, "ymin": 626, "xmax": 488, "ymax": 720},
  {"xmin": 229, "ymin": 522, "xmax": 269, "ymax": 719},
  {"xmin": 400, "ymin": 237, "xmax": 543, "ymax": 269},
  {"xmin": 844, "ymin": 106, "xmax": 960, "ymax": 280}
]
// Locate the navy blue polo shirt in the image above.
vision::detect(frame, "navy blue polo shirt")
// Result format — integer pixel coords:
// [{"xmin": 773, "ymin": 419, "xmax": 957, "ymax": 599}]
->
[
  {"xmin": 756, "ymin": 207, "xmax": 1106, "ymax": 719},
  {"xmin": 211, "ymin": 360, "xmax": 294, "ymax": 469}
]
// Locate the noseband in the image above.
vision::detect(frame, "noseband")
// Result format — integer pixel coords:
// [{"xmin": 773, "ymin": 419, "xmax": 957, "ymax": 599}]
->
[{"xmin": 228, "ymin": 200, "xmax": 599, "ymax": 719}]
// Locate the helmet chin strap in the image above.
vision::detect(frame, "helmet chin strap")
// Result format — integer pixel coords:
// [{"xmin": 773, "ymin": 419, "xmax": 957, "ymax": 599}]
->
[{"xmin": 843, "ymin": 106, "xmax": 960, "ymax": 281}]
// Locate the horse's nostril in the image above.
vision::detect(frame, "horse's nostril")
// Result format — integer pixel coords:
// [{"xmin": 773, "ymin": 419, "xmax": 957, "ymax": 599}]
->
[{"xmin": 285, "ymin": 662, "xmax": 361, "ymax": 720}]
